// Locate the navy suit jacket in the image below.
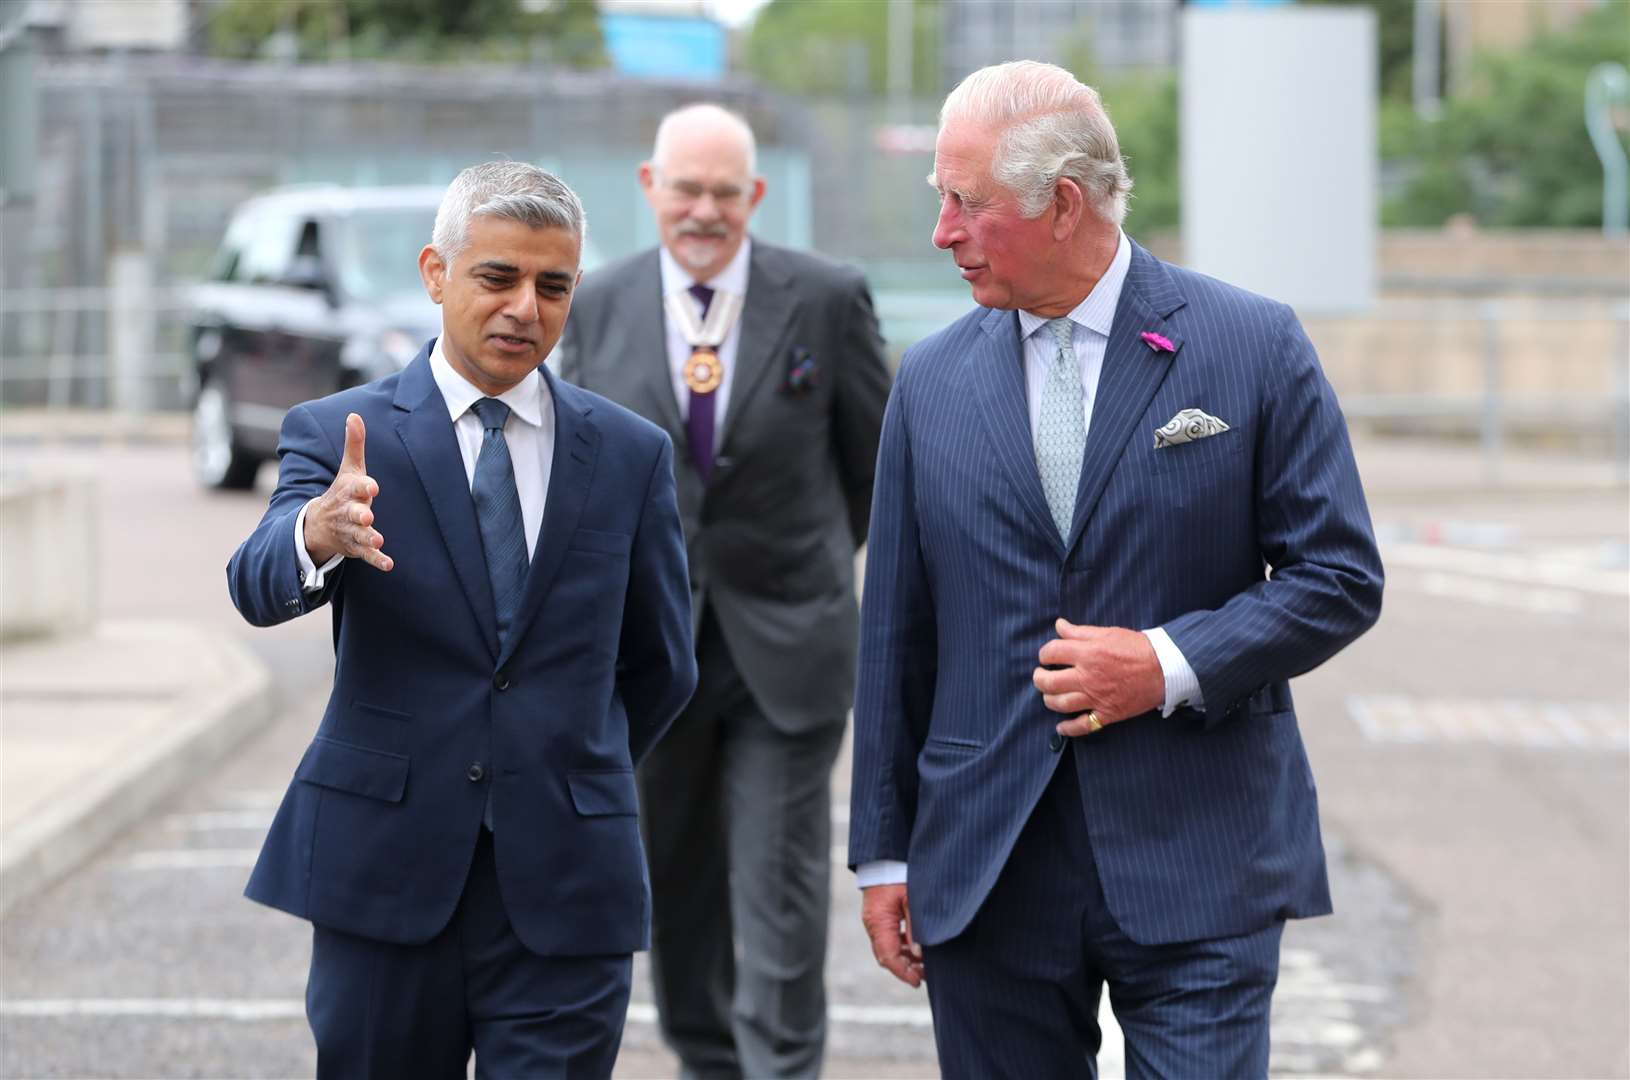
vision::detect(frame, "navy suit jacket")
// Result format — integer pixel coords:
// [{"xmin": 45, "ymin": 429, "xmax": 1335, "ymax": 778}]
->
[
  {"xmin": 229, "ymin": 344, "xmax": 697, "ymax": 956},
  {"xmin": 847, "ymin": 243, "xmax": 1384, "ymax": 948}
]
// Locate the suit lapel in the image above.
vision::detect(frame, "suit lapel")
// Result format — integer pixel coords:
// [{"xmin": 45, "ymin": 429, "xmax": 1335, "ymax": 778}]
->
[
  {"xmin": 1065, "ymin": 244, "xmax": 1187, "ymax": 551},
  {"xmin": 392, "ymin": 349, "xmax": 500, "ymax": 660},
  {"xmin": 718, "ymin": 243, "xmax": 797, "ymax": 454},
  {"xmin": 500, "ymin": 366, "xmax": 598, "ymax": 668},
  {"xmin": 969, "ymin": 308, "xmax": 1063, "ymax": 554},
  {"xmin": 624, "ymin": 252, "xmax": 686, "ymax": 445}
]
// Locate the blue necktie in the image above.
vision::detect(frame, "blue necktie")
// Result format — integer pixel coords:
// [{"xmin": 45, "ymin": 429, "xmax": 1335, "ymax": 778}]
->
[
  {"xmin": 469, "ymin": 398, "xmax": 529, "ymax": 650},
  {"xmin": 1036, "ymin": 318, "xmax": 1086, "ymax": 538}
]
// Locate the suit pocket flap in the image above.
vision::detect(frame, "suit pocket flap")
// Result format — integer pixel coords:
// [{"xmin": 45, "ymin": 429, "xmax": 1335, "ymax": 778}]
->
[
  {"xmin": 567, "ymin": 768, "xmax": 638, "ymax": 816},
  {"xmin": 297, "ymin": 737, "xmax": 408, "ymax": 803},
  {"xmin": 569, "ymin": 529, "xmax": 631, "ymax": 557}
]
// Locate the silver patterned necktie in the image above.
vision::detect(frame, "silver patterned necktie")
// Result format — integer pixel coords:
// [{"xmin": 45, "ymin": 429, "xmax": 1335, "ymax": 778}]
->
[{"xmin": 1035, "ymin": 317, "xmax": 1086, "ymax": 538}]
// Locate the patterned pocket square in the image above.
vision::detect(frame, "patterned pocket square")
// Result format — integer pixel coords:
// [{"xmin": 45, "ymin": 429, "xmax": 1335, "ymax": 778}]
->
[
  {"xmin": 1154, "ymin": 408, "xmax": 1231, "ymax": 448},
  {"xmin": 781, "ymin": 347, "xmax": 819, "ymax": 395}
]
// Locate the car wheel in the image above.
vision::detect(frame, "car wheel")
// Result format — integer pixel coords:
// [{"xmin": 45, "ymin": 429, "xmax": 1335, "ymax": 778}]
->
[{"xmin": 192, "ymin": 376, "xmax": 260, "ymax": 490}]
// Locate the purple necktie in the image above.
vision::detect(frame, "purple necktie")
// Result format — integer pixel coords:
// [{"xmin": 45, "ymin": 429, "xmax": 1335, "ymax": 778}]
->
[{"xmin": 685, "ymin": 283, "xmax": 718, "ymax": 482}]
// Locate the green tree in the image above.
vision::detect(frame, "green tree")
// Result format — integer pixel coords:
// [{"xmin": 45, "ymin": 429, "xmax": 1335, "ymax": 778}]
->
[
  {"xmin": 744, "ymin": 0, "xmax": 940, "ymax": 98},
  {"xmin": 1102, "ymin": 74, "xmax": 1180, "ymax": 233},
  {"xmin": 1383, "ymin": 2, "xmax": 1630, "ymax": 227},
  {"xmin": 204, "ymin": 0, "xmax": 606, "ymax": 68}
]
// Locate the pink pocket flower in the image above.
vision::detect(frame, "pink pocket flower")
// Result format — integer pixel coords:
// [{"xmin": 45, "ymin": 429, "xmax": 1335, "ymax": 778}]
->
[{"xmin": 1140, "ymin": 331, "xmax": 1175, "ymax": 353}]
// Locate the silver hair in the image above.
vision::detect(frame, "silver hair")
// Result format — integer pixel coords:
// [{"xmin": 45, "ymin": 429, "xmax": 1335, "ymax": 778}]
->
[
  {"xmin": 430, "ymin": 160, "xmax": 586, "ymax": 264},
  {"xmin": 651, "ymin": 103, "xmax": 758, "ymax": 176},
  {"xmin": 940, "ymin": 60, "xmax": 1133, "ymax": 227}
]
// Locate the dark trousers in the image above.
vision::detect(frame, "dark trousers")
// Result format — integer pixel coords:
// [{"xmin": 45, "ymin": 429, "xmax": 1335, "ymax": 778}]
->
[
  {"xmin": 922, "ymin": 748, "xmax": 1284, "ymax": 1080},
  {"xmin": 306, "ymin": 829, "xmax": 633, "ymax": 1079},
  {"xmin": 638, "ymin": 608, "xmax": 845, "ymax": 1079}
]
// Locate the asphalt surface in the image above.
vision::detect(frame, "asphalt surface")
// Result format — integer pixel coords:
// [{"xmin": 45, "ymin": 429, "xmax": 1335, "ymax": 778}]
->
[{"xmin": 1, "ymin": 436, "xmax": 1625, "ymax": 1079}]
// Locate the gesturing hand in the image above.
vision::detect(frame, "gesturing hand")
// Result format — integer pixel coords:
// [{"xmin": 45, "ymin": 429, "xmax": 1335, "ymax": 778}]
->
[
  {"xmin": 302, "ymin": 413, "xmax": 393, "ymax": 572},
  {"xmin": 861, "ymin": 884, "xmax": 923, "ymax": 988},
  {"xmin": 1032, "ymin": 619, "xmax": 1163, "ymax": 736}
]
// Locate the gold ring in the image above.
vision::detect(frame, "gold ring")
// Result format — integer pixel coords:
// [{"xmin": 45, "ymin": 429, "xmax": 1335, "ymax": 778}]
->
[{"xmin": 1085, "ymin": 710, "xmax": 1102, "ymax": 734}]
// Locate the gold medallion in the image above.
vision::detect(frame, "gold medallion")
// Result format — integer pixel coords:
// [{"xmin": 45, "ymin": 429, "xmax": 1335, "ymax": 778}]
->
[{"xmin": 684, "ymin": 348, "xmax": 722, "ymax": 394}]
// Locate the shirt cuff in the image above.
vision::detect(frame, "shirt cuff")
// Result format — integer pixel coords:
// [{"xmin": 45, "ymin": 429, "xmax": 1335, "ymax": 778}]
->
[
  {"xmin": 855, "ymin": 860, "xmax": 909, "ymax": 889},
  {"xmin": 294, "ymin": 499, "xmax": 343, "ymax": 595},
  {"xmin": 1142, "ymin": 627, "xmax": 1204, "ymax": 717}
]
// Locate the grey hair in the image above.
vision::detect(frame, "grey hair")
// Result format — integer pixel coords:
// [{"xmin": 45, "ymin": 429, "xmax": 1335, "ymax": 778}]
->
[
  {"xmin": 941, "ymin": 60, "xmax": 1133, "ymax": 227},
  {"xmin": 431, "ymin": 160, "xmax": 586, "ymax": 264},
  {"xmin": 651, "ymin": 103, "xmax": 758, "ymax": 176}
]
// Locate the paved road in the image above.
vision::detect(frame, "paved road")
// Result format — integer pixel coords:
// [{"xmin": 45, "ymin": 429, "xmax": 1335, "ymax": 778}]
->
[{"xmin": 1, "ymin": 439, "xmax": 1625, "ymax": 1078}]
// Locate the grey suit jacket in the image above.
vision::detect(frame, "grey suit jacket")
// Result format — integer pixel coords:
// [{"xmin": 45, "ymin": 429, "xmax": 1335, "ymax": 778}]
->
[{"xmin": 559, "ymin": 239, "xmax": 891, "ymax": 733}]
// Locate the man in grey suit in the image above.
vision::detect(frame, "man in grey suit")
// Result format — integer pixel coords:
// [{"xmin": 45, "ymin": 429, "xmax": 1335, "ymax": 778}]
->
[{"xmin": 558, "ymin": 103, "xmax": 891, "ymax": 1078}]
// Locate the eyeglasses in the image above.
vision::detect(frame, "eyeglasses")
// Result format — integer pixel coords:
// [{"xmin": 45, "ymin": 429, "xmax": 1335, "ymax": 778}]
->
[{"xmin": 661, "ymin": 177, "xmax": 749, "ymax": 207}]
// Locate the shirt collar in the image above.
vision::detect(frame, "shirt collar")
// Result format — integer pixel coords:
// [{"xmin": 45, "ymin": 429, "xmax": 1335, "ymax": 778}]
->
[
  {"xmin": 428, "ymin": 336, "xmax": 548, "ymax": 428},
  {"xmin": 1016, "ymin": 229, "xmax": 1132, "ymax": 343},
  {"xmin": 658, "ymin": 235, "xmax": 752, "ymax": 300}
]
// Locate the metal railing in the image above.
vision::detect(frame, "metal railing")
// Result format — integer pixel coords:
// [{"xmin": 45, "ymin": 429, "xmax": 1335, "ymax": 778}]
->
[
  {"xmin": 3, "ymin": 284, "xmax": 1626, "ymax": 485},
  {"xmin": 0, "ymin": 283, "xmax": 193, "ymax": 411}
]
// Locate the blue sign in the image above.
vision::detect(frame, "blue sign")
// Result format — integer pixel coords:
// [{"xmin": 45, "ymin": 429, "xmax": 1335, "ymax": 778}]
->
[{"xmin": 600, "ymin": 13, "xmax": 726, "ymax": 80}]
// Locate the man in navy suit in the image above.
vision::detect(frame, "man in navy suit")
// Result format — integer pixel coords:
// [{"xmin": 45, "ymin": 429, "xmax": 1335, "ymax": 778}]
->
[
  {"xmin": 228, "ymin": 161, "xmax": 697, "ymax": 1077},
  {"xmin": 848, "ymin": 61, "xmax": 1384, "ymax": 1077}
]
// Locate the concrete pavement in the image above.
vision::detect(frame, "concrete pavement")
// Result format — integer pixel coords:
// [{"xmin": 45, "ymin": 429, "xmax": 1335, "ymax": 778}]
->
[
  {"xmin": 0, "ymin": 620, "xmax": 272, "ymax": 912},
  {"xmin": 0, "ymin": 415, "xmax": 1623, "ymax": 1080}
]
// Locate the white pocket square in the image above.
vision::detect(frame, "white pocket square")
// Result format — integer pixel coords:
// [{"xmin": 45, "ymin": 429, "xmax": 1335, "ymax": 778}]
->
[{"xmin": 1154, "ymin": 408, "xmax": 1231, "ymax": 448}]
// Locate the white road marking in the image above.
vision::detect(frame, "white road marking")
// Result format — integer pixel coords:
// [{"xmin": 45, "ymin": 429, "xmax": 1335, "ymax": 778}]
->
[
  {"xmin": 1383, "ymin": 542, "xmax": 1629, "ymax": 596},
  {"xmin": 1349, "ymin": 695, "xmax": 1629, "ymax": 752},
  {"xmin": 0, "ymin": 951, "xmax": 1387, "ymax": 1074},
  {"xmin": 122, "ymin": 849, "xmax": 260, "ymax": 870},
  {"xmin": 220, "ymin": 790, "xmax": 284, "ymax": 809},
  {"xmin": 1418, "ymin": 571, "xmax": 1584, "ymax": 615},
  {"xmin": 164, "ymin": 811, "xmax": 275, "ymax": 832},
  {"xmin": 0, "ymin": 999, "xmax": 304, "ymax": 1021},
  {"xmin": 0, "ymin": 997, "xmax": 938, "ymax": 1028}
]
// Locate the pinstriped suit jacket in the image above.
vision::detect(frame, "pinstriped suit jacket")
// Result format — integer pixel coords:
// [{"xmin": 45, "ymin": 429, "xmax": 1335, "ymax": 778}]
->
[{"xmin": 847, "ymin": 241, "xmax": 1384, "ymax": 948}]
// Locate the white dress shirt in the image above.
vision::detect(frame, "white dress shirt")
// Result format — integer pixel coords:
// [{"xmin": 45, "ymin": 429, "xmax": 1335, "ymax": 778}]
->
[
  {"xmin": 296, "ymin": 337, "xmax": 555, "ymax": 591},
  {"xmin": 854, "ymin": 231, "xmax": 1201, "ymax": 891},
  {"xmin": 658, "ymin": 237, "xmax": 751, "ymax": 451}
]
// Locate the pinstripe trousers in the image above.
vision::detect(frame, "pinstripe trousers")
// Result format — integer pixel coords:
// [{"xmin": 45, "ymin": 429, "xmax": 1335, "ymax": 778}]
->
[{"xmin": 920, "ymin": 745, "xmax": 1284, "ymax": 1079}]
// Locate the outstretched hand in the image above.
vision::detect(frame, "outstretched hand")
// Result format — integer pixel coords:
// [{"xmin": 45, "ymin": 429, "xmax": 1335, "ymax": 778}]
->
[
  {"xmin": 302, "ymin": 413, "xmax": 393, "ymax": 572},
  {"xmin": 1032, "ymin": 618, "xmax": 1164, "ymax": 736},
  {"xmin": 861, "ymin": 884, "xmax": 923, "ymax": 988}
]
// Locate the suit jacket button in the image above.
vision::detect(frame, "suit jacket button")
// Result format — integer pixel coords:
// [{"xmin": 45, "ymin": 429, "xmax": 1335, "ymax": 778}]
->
[
  {"xmin": 1049, "ymin": 731, "xmax": 1066, "ymax": 752},
  {"xmin": 494, "ymin": 672, "xmax": 510, "ymax": 690},
  {"xmin": 467, "ymin": 762, "xmax": 485, "ymax": 782}
]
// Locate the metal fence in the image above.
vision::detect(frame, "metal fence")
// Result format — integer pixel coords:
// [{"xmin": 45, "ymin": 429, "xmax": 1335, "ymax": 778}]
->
[
  {"xmin": 0, "ymin": 283, "xmax": 192, "ymax": 411},
  {"xmin": 1, "ymin": 54, "xmax": 1625, "ymax": 481},
  {"xmin": 3, "ymin": 279, "xmax": 1624, "ymax": 482}
]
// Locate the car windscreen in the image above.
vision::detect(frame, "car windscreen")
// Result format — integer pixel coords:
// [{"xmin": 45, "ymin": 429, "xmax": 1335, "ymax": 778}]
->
[{"xmin": 333, "ymin": 206, "xmax": 440, "ymax": 303}]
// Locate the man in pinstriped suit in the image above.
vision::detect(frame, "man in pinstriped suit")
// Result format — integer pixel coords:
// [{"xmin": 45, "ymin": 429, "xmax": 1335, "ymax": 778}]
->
[{"xmin": 847, "ymin": 61, "xmax": 1384, "ymax": 1077}]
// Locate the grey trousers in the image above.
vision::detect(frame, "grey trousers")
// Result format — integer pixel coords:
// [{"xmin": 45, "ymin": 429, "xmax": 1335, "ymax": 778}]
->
[{"xmin": 637, "ymin": 608, "xmax": 846, "ymax": 1080}]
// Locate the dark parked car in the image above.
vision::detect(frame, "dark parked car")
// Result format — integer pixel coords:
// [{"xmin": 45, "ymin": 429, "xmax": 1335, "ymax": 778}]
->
[{"xmin": 188, "ymin": 185, "xmax": 443, "ymax": 489}]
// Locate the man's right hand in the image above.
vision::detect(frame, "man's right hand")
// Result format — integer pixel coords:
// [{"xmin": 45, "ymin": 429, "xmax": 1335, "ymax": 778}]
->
[
  {"xmin": 303, "ymin": 413, "xmax": 393, "ymax": 572},
  {"xmin": 861, "ymin": 883, "xmax": 923, "ymax": 988}
]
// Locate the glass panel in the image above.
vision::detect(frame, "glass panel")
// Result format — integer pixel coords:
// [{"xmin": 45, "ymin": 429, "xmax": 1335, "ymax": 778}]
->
[{"xmin": 332, "ymin": 207, "xmax": 439, "ymax": 303}]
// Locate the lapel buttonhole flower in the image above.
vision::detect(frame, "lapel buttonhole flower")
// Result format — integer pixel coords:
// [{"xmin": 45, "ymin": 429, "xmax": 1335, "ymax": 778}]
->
[{"xmin": 1140, "ymin": 331, "xmax": 1175, "ymax": 353}]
